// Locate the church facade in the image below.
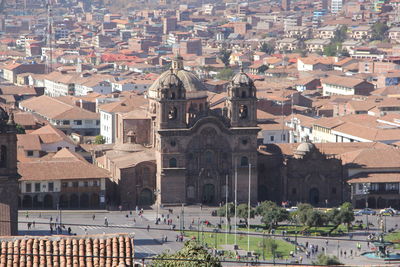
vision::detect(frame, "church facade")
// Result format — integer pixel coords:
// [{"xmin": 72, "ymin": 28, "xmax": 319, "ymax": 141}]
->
[{"xmin": 148, "ymin": 56, "xmax": 259, "ymax": 205}]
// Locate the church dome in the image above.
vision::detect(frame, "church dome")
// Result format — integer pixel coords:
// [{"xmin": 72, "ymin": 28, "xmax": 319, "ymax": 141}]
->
[
  {"xmin": 231, "ymin": 68, "xmax": 253, "ymax": 86},
  {"xmin": 295, "ymin": 142, "xmax": 316, "ymax": 156},
  {"xmin": 148, "ymin": 57, "xmax": 208, "ymax": 100},
  {"xmin": 161, "ymin": 70, "xmax": 181, "ymax": 88}
]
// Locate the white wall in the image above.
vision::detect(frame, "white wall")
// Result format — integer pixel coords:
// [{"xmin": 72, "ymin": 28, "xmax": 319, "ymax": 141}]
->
[{"xmin": 100, "ymin": 110, "xmax": 114, "ymax": 144}]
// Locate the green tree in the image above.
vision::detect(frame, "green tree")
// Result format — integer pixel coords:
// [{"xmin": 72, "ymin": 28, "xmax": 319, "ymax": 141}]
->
[
  {"xmin": 323, "ymin": 43, "xmax": 341, "ymax": 57},
  {"xmin": 296, "ymin": 203, "xmax": 313, "ymax": 225},
  {"xmin": 255, "ymin": 201, "xmax": 276, "ymax": 216},
  {"xmin": 237, "ymin": 204, "xmax": 255, "ymax": 227},
  {"xmin": 265, "ymin": 238, "xmax": 278, "ymax": 262},
  {"xmin": 259, "ymin": 42, "xmax": 275, "ymax": 54},
  {"xmin": 218, "ymin": 48, "xmax": 232, "ymax": 67},
  {"xmin": 94, "ymin": 135, "xmax": 106, "ymax": 144},
  {"xmin": 152, "ymin": 240, "xmax": 222, "ymax": 267},
  {"xmin": 371, "ymin": 22, "xmax": 388, "ymax": 41},
  {"xmin": 216, "ymin": 68, "xmax": 234, "ymax": 80},
  {"xmin": 312, "ymin": 254, "xmax": 343, "ymax": 265},
  {"xmin": 305, "ymin": 210, "xmax": 326, "ymax": 228},
  {"xmin": 256, "ymin": 201, "xmax": 289, "ymax": 229},
  {"xmin": 339, "ymin": 202, "xmax": 355, "ymax": 232},
  {"xmin": 217, "ymin": 202, "xmax": 235, "ymax": 228},
  {"xmin": 333, "ymin": 25, "xmax": 348, "ymax": 43},
  {"xmin": 16, "ymin": 124, "xmax": 25, "ymax": 134}
]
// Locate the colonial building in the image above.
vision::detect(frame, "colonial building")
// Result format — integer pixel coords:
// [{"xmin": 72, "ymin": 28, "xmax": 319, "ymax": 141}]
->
[{"xmin": 0, "ymin": 108, "xmax": 18, "ymax": 236}]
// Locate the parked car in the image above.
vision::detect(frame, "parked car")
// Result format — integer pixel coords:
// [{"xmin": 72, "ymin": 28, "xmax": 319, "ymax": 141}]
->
[
  {"xmin": 354, "ymin": 208, "xmax": 376, "ymax": 216},
  {"xmin": 379, "ymin": 208, "xmax": 397, "ymax": 216},
  {"xmin": 286, "ymin": 206, "xmax": 298, "ymax": 213}
]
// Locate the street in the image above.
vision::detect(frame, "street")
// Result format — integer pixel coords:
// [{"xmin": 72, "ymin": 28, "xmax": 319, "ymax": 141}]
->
[{"xmin": 18, "ymin": 206, "xmax": 400, "ymax": 265}]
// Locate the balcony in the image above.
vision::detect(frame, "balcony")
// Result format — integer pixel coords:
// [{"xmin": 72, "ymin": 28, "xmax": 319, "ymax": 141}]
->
[{"xmin": 369, "ymin": 189, "xmax": 399, "ymax": 195}]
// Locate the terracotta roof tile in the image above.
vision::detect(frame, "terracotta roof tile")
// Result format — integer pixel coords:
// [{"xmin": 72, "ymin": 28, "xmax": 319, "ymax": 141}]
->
[{"xmin": 0, "ymin": 233, "xmax": 134, "ymax": 267}]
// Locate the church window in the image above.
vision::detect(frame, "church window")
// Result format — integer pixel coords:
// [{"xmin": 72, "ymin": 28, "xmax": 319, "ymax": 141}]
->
[
  {"xmin": 0, "ymin": 145, "xmax": 6, "ymax": 168},
  {"xmin": 292, "ymin": 188, "xmax": 297, "ymax": 195},
  {"xmin": 240, "ymin": 156, "xmax": 249, "ymax": 167},
  {"xmin": 239, "ymin": 105, "xmax": 248, "ymax": 119},
  {"xmin": 187, "ymin": 186, "xmax": 195, "ymax": 199},
  {"xmin": 171, "ymin": 92, "xmax": 176, "ymax": 99},
  {"xmin": 168, "ymin": 106, "xmax": 177, "ymax": 120},
  {"xmin": 241, "ymin": 139, "xmax": 248, "ymax": 145},
  {"xmin": 205, "ymin": 151, "xmax": 213, "ymax": 164},
  {"xmin": 332, "ymin": 187, "xmax": 336, "ymax": 194},
  {"xmin": 241, "ymin": 91, "xmax": 247, "ymax": 98},
  {"xmin": 170, "ymin": 140, "xmax": 176, "ymax": 147},
  {"xmin": 169, "ymin": 158, "xmax": 177, "ymax": 168}
]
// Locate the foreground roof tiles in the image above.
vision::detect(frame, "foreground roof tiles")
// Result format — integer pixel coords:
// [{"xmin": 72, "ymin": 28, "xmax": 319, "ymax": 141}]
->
[{"xmin": 0, "ymin": 233, "xmax": 134, "ymax": 267}]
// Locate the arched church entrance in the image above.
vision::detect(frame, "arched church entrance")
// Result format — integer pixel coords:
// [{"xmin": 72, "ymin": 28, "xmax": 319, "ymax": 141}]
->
[
  {"xmin": 309, "ymin": 188, "xmax": 319, "ymax": 205},
  {"xmin": 202, "ymin": 184, "xmax": 215, "ymax": 204},
  {"xmin": 139, "ymin": 189, "xmax": 153, "ymax": 206}
]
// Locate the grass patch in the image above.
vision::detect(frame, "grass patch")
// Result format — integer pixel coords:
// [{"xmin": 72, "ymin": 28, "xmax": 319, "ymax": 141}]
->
[
  {"xmin": 183, "ymin": 230, "xmax": 294, "ymax": 260},
  {"xmin": 385, "ymin": 231, "xmax": 400, "ymax": 249}
]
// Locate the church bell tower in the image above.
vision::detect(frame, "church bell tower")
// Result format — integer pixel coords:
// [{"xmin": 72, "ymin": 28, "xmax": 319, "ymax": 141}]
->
[
  {"xmin": 0, "ymin": 109, "xmax": 18, "ymax": 236},
  {"xmin": 226, "ymin": 68, "xmax": 257, "ymax": 127}
]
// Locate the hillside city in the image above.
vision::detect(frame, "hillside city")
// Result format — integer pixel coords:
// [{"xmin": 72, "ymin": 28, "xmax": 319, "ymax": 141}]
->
[{"xmin": 0, "ymin": 0, "xmax": 400, "ymax": 265}]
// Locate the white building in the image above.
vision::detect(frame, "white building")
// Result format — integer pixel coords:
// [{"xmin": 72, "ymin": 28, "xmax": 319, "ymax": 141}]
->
[
  {"xmin": 331, "ymin": 0, "xmax": 343, "ymax": 13},
  {"xmin": 258, "ymin": 122, "xmax": 290, "ymax": 144}
]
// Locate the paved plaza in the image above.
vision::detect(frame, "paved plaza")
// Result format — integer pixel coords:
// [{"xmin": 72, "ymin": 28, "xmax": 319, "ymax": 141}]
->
[{"xmin": 18, "ymin": 206, "xmax": 400, "ymax": 265}]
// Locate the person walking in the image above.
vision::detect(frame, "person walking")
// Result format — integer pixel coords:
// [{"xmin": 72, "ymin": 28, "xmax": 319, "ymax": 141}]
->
[
  {"xmin": 92, "ymin": 214, "xmax": 96, "ymax": 221},
  {"xmin": 104, "ymin": 217, "xmax": 108, "ymax": 227},
  {"xmin": 147, "ymin": 225, "xmax": 150, "ymax": 232}
]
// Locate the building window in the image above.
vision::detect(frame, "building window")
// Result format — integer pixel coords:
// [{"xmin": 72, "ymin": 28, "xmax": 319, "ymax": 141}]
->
[
  {"xmin": 84, "ymin": 181, "xmax": 88, "ymax": 187},
  {"xmin": 282, "ymin": 134, "xmax": 286, "ymax": 141},
  {"xmin": 292, "ymin": 188, "xmax": 296, "ymax": 195},
  {"xmin": 358, "ymin": 184, "xmax": 363, "ymax": 190},
  {"xmin": 35, "ymin": 183, "xmax": 40, "ymax": 192},
  {"xmin": 169, "ymin": 158, "xmax": 177, "ymax": 168},
  {"xmin": 331, "ymin": 187, "xmax": 336, "ymax": 194},
  {"xmin": 73, "ymin": 182, "xmax": 79, "ymax": 188},
  {"xmin": 240, "ymin": 156, "xmax": 249, "ymax": 167},
  {"xmin": 0, "ymin": 145, "xmax": 6, "ymax": 168},
  {"xmin": 57, "ymin": 147, "xmax": 62, "ymax": 151},
  {"xmin": 48, "ymin": 182, "xmax": 54, "ymax": 192},
  {"xmin": 63, "ymin": 120, "xmax": 70, "ymax": 125},
  {"xmin": 27, "ymin": 150, "xmax": 34, "ymax": 156},
  {"xmin": 62, "ymin": 182, "xmax": 68, "ymax": 188},
  {"xmin": 74, "ymin": 120, "xmax": 82, "ymax": 125},
  {"xmin": 26, "ymin": 183, "xmax": 31, "ymax": 193},
  {"xmin": 96, "ymin": 120, "xmax": 100, "ymax": 125},
  {"xmin": 93, "ymin": 180, "xmax": 99, "ymax": 187},
  {"xmin": 386, "ymin": 183, "xmax": 399, "ymax": 191},
  {"xmin": 270, "ymin": 136, "xmax": 274, "ymax": 141}
]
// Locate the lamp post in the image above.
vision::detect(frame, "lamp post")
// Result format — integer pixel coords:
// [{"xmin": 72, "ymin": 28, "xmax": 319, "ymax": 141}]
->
[
  {"xmin": 363, "ymin": 183, "xmax": 370, "ymax": 233},
  {"xmin": 153, "ymin": 189, "xmax": 160, "ymax": 223}
]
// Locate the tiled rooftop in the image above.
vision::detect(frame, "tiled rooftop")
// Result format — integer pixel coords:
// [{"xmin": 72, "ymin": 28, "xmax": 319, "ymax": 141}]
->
[{"xmin": 0, "ymin": 233, "xmax": 134, "ymax": 267}]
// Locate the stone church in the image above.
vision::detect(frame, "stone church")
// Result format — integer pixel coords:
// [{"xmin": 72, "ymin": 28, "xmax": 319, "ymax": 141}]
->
[
  {"xmin": 96, "ymin": 56, "xmax": 259, "ymax": 207},
  {"xmin": 0, "ymin": 108, "xmax": 19, "ymax": 236}
]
